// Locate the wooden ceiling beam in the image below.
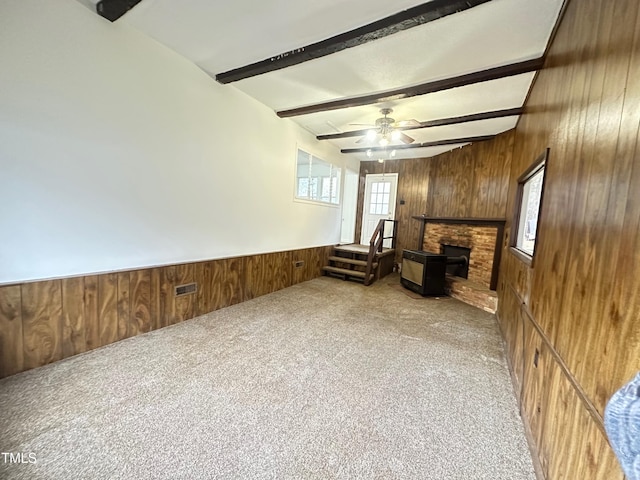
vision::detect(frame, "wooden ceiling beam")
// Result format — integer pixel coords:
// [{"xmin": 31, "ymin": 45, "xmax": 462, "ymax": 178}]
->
[
  {"xmin": 277, "ymin": 57, "xmax": 544, "ymax": 118},
  {"xmin": 316, "ymin": 107, "xmax": 523, "ymax": 141},
  {"xmin": 215, "ymin": 0, "xmax": 493, "ymax": 84},
  {"xmin": 340, "ymin": 135, "xmax": 495, "ymax": 154}
]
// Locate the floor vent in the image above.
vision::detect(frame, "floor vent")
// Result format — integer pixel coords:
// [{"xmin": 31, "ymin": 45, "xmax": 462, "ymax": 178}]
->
[{"xmin": 175, "ymin": 283, "xmax": 197, "ymax": 297}]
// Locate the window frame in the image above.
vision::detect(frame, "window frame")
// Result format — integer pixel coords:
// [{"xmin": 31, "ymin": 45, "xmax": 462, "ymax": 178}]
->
[
  {"xmin": 368, "ymin": 179, "xmax": 392, "ymax": 215},
  {"xmin": 294, "ymin": 147, "xmax": 342, "ymax": 207},
  {"xmin": 509, "ymin": 148, "xmax": 549, "ymax": 266}
]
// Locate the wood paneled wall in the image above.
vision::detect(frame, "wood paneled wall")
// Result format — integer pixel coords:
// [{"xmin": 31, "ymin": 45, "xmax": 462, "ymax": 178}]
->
[
  {"xmin": 495, "ymin": 0, "xmax": 640, "ymax": 477},
  {"xmin": 355, "ymin": 131, "xmax": 513, "ymax": 264},
  {"xmin": 426, "ymin": 131, "xmax": 515, "ymax": 218},
  {"xmin": 0, "ymin": 245, "xmax": 332, "ymax": 379}
]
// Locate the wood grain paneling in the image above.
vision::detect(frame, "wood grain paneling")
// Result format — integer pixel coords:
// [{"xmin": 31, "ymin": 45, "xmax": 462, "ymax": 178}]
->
[
  {"xmin": 501, "ymin": 243, "xmax": 533, "ymax": 304},
  {"xmin": 520, "ymin": 315, "xmax": 624, "ymax": 479},
  {"xmin": 427, "ymin": 130, "xmax": 515, "ymax": 219},
  {"xmin": 195, "ymin": 260, "xmax": 215, "ymax": 317},
  {"xmin": 219, "ymin": 257, "xmax": 244, "ymax": 308},
  {"xmin": 149, "ymin": 268, "xmax": 161, "ymax": 331},
  {"xmin": 84, "ymin": 275, "xmax": 99, "ymax": 351},
  {"xmin": 604, "ymin": 0, "xmax": 640, "ymax": 403},
  {"xmin": 0, "ymin": 285, "xmax": 23, "ymax": 377},
  {"xmin": 197, "ymin": 257, "xmax": 242, "ymax": 313},
  {"xmin": 521, "ymin": 313, "xmax": 551, "ymax": 470},
  {"xmin": 244, "ymin": 254, "xmax": 268, "ymax": 300},
  {"xmin": 162, "ymin": 262, "xmax": 202, "ymax": 326},
  {"xmin": 496, "ymin": 285, "xmax": 524, "ymax": 394},
  {"xmin": 0, "ymin": 246, "xmax": 330, "ymax": 379},
  {"xmin": 98, "ymin": 273, "xmax": 118, "ymax": 346},
  {"xmin": 305, "ymin": 248, "xmax": 321, "ymax": 281},
  {"xmin": 496, "ymin": 0, "xmax": 640, "ymax": 476},
  {"xmin": 545, "ymin": 0, "xmax": 640, "ymax": 416},
  {"xmin": 394, "ymin": 158, "xmax": 430, "ymax": 262},
  {"xmin": 268, "ymin": 251, "xmax": 293, "ymax": 293},
  {"xmin": 116, "ymin": 272, "xmax": 130, "ymax": 340},
  {"xmin": 129, "ymin": 269, "xmax": 152, "ymax": 337},
  {"xmin": 159, "ymin": 265, "xmax": 174, "ymax": 329},
  {"xmin": 22, "ymin": 280, "xmax": 63, "ymax": 370},
  {"xmin": 291, "ymin": 248, "xmax": 314, "ymax": 284},
  {"xmin": 539, "ymin": 346, "xmax": 624, "ymax": 480},
  {"xmin": 174, "ymin": 263, "xmax": 196, "ymax": 324},
  {"xmin": 245, "ymin": 251, "xmax": 294, "ymax": 300},
  {"xmin": 61, "ymin": 277, "xmax": 86, "ymax": 357},
  {"xmin": 291, "ymin": 246, "xmax": 332, "ymax": 285}
]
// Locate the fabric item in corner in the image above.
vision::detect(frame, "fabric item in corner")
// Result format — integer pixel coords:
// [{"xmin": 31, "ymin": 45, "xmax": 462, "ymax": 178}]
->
[{"xmin": 604, "ymin": 371, "xmax": 640, "ymax": 480}]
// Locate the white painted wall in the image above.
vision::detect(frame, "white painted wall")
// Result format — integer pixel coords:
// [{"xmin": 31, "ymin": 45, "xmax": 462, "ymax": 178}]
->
[{"xmin": 0, "ymin": 0, "xmax": 359, "ymax": 284}]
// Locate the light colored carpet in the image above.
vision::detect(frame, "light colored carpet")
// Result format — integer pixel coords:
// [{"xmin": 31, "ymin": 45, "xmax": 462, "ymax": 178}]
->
[{"xmin": 0, "ymin": 275, "xmax": 534, "ymax": 479}]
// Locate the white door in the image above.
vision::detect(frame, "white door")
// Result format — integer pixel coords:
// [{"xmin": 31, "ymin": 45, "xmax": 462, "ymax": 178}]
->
[
  {"xmin": 360, "ymin": 173, "xmax": 398, "ymax": 248},
  {"xmin": 340, "ymin": 168, "xmax": 359, "ymax": 244}
]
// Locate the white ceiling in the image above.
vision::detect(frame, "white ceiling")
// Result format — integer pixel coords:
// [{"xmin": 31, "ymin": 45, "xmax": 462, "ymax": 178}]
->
[{"xmin": 82, "ymin": 0, "xmax": 565, "ymax": 161}]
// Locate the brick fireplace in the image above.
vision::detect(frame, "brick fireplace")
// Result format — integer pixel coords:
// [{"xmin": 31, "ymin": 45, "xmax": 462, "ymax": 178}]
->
[
  {"xmin": 413, "ymin": 216, "xmax": 506, "ymax": 313},
  {"xmin": 422, "ymin": 223, "xmax": 499, "ymax": 289}
]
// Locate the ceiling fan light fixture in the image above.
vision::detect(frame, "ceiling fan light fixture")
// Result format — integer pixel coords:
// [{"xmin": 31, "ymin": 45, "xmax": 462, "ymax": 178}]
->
[
  {"xmin": 378, "ymin": 158, "xmax": 384, "ymax": 164},
  {"xmin": 353, "ymin": 108, "xmax": 416, "ymax": 147}
]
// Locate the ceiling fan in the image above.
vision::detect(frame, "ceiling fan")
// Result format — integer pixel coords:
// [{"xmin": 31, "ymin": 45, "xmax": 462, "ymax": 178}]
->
[{"xmin": 353, "ymin": 108, "xmax": 420, "ymax": 146}]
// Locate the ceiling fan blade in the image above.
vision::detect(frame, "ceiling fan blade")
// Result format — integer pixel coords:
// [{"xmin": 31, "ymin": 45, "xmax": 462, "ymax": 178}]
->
[
  {"xmin": 349, "ymin": 123, "xmax": 376, "ymax": 126},
  {"xmin": 396, "ymin": 119, "xmax": 421, "ymax": 127},
  {"xmin": 399, "ymin": 132, "xmax": 415, "ymax": 144}
]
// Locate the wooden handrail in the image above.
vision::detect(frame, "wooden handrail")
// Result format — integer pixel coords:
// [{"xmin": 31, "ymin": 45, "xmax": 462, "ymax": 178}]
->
[{"xmin": 364, "ymin": 219, "xmax": 398, "ymax": 285}]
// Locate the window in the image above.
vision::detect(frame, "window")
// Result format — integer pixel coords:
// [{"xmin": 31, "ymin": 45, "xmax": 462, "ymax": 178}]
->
[
  {"xmin": 369, "ymin": 180, "xmax": 391, "ymax": 215},
  {"xmin": 511, "ymin": 149, "xmax": 548, "ymax": 263},
  {"xmin": 295, "ymin": 148, "xmax": 341, "ymax": 205}
]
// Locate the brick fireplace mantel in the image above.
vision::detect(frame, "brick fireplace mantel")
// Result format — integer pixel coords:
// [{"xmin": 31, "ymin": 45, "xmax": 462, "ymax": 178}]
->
[{"xmin": 412, "ymin": 216, "xmax": 505, "ymax": 290}]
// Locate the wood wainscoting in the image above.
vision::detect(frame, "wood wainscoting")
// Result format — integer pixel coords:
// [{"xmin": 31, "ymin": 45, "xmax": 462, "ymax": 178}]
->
[
  {"xmin": 497, "ymin": 284, "xmax": 623, "ymax": 479},
  {"xmin": 0, "ymin": 246, "xmax": 332, "ymax": 379}
]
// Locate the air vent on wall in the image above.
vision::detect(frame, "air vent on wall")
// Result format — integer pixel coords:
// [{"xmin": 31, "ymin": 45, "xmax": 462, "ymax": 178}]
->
[
  {"xmin": 96, "ymin": 0, "xmax": 143, "ymax": 22},
  {"xmin": 175, "ymin": 283, "xmax": 197, "ymax": 297}
]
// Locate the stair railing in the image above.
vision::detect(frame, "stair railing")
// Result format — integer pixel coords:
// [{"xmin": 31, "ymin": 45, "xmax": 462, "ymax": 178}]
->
[{"xmin": 364, "ymin": 219, "xmax": 398, "ymax": 285}]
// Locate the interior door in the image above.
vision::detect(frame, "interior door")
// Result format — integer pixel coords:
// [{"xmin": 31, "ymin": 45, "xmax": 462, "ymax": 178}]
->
[
  {"xmin": 340, "ymin": 168, "xmax": 359, "ymax": 244},
  {"xmin": 360, "ymin": 173, "xmax": 398, "ymax": 247}
]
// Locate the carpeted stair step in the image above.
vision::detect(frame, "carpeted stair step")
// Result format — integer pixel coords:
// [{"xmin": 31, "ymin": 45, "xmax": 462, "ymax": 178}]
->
[
  {"xmin": 328, "ymin": 256, "xmax": 378, "ymax": 269},
  {"xmin": 334, "ymin": 244, "xmax": 395, "ymax": 259},
  {"xmin": 322, "ymin": 266, "xmax": 374, "ymax": 281}
]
